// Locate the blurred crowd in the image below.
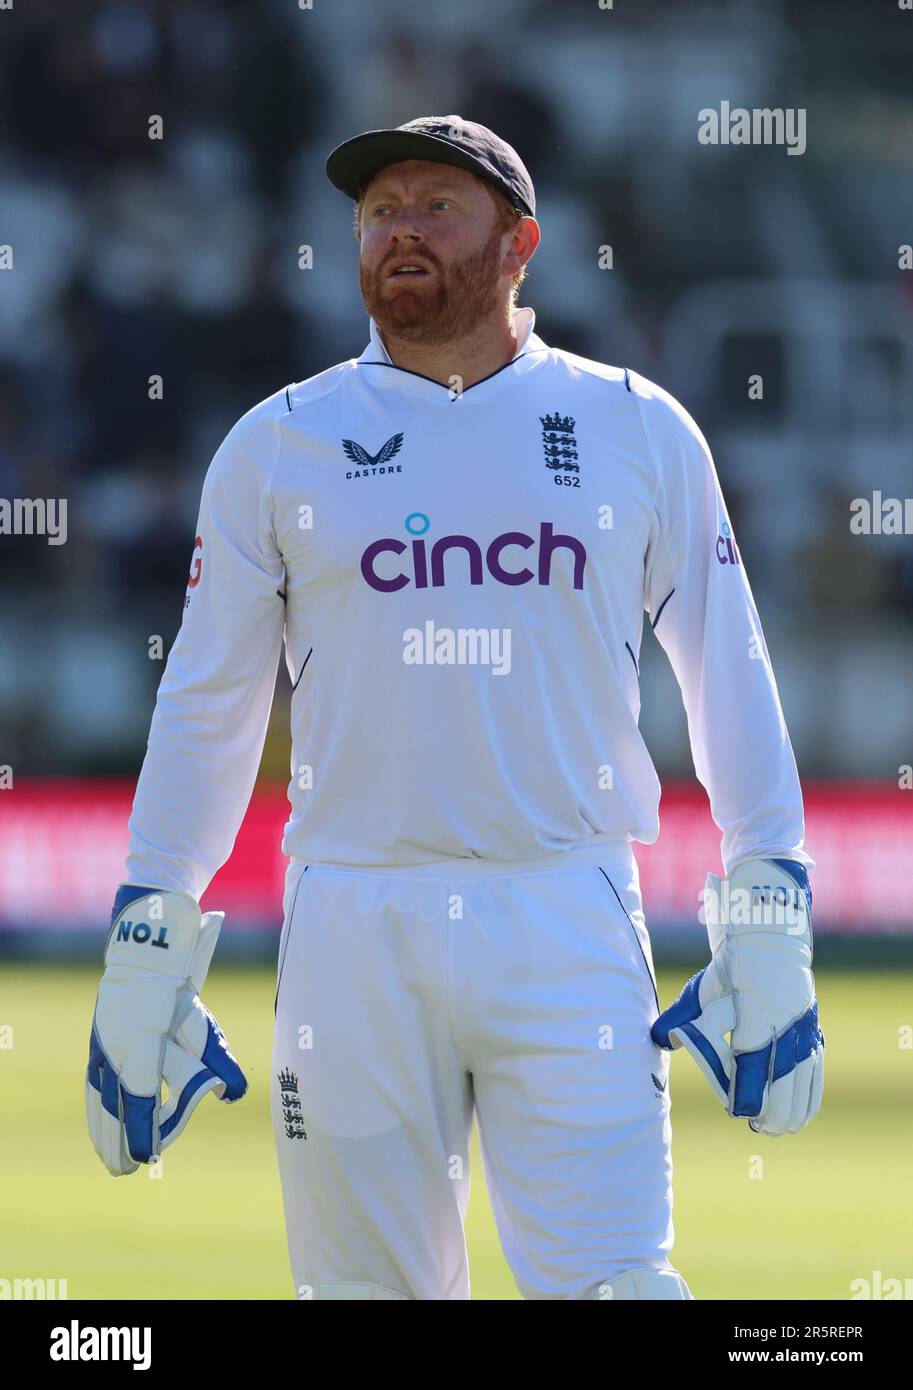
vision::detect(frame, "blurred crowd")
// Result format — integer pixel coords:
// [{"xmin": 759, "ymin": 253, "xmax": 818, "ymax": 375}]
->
[{"xmin": 1, "ymin": 0, "xmax": 911, "ymax": 779}]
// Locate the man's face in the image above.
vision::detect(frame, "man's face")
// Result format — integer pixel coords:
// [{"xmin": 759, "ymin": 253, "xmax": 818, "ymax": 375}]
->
[{"xmin": 357, "ymin": 159, "xmax": 517, "ymax": 345}]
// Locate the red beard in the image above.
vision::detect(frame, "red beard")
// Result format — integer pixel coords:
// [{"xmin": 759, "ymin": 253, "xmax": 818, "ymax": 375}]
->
[{"xmin": 361, "ymin": 225, "xmax": 506, "ymax": 346}]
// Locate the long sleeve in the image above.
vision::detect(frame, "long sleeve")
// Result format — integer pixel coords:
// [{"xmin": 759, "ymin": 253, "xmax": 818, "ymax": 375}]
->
[
  {"xmin": 124, "ymin": 394, "xmax": 287, "ymax": 900},
  {"xmin": 631, "ymin": 371, "xmax": 812, "ymax": 877}
]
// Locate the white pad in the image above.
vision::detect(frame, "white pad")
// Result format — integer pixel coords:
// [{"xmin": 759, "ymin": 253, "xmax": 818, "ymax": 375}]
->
[
  {"xmin": 599, "ymin": 1267, "xmax": 694, "ymax": 1300},
  {"xmin": 307, "ymin": 1281, "xmax": 410, "ymax": 1300}
]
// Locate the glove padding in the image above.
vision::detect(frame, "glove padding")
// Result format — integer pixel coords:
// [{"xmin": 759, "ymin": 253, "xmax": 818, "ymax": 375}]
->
[
  {"xmin": 86, "ymin": 885, "xmax": 247, "ymax": 1175},
  {"xmin": 651, "ymin": 858, "xmax": 824, "ymax": 1136}
]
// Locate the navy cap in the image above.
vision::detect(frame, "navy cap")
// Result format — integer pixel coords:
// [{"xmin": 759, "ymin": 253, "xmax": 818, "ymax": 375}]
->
[{"xmin": 325, "ymin": 115, "xmax": 536, "ymax": 219}]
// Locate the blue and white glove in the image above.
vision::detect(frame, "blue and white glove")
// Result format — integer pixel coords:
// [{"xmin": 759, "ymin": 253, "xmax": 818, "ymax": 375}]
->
[
  {"xmin": 86, "ymin": 885, "xmax": 247, "ymax": 1176},
  {"xmin": 651, "ymin": 858, "xmax": 824, "ymax": 1136}
]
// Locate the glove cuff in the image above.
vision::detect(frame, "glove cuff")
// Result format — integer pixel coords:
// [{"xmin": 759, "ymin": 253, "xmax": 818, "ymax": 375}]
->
[
  {"xmin": 104, "ymin": 885, "xmax": 208, "ymax": 981},
  {"xmin": 703, "ymin": 858, "xmax": 812, "ymax": 956}
]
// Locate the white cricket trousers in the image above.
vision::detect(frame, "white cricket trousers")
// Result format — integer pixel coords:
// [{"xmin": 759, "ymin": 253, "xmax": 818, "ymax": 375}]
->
[{"xmin": 271, "ymin": 841, "xmax": 678, "ymax": 1301}]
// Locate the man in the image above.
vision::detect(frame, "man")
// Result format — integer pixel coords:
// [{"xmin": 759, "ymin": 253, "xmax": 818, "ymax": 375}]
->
[{"xmin": 86, "ymin": 117, "xmax": 824, "ymax": 1301}]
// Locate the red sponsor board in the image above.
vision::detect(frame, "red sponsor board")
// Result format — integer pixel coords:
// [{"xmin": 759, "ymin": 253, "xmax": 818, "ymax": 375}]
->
[
  {"xmin": 635, "ymin": 782, "xmax": 912, "ymax": 930},
  {"xmin": 0, "ymin": 780, "xmax": 909, "ymax": 931}
]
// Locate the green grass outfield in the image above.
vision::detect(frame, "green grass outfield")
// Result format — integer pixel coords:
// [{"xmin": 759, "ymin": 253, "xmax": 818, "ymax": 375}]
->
[{"xmin": 1, "ymin": 963, "xmax": 910, "ymax": 1301}]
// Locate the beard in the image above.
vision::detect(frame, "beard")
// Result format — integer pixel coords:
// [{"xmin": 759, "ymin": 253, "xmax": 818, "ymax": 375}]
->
[{"xmin": 360, "ymin": 225, "xmax": 507, "ymax": 346}]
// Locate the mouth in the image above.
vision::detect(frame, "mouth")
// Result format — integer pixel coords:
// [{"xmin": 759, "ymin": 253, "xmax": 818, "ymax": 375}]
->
[{"xmin": 385, "ymin": 262, "xmax": 434, "ymax": 281}]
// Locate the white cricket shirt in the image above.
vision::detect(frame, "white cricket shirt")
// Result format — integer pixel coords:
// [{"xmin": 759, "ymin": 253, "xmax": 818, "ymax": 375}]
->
[{"xmin": 125, "ymin": 306, "xmax": 811, "ymax": 897}]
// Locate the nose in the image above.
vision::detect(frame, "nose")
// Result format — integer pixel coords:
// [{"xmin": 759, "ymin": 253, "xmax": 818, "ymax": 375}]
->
[
  {"xmin": 386, "ymin": 214, "xmax": 423, "ymax": 242},
  {"xmin": 381, "ymin": 218, "xmax": 426, "ymax": 268}
]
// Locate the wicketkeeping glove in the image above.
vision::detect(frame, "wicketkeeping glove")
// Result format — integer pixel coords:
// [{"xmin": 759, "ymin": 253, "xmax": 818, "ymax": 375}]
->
[
  {"xmin": 651, "ymin": 858, "xmax": 824, "ymax": 1136},
  {"xmin": 86, "ymin": 885, "xmax": 247, "ymax": 1175}
]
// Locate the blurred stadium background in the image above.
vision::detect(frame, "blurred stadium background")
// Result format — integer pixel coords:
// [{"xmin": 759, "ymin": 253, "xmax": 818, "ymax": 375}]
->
[{"xmin": 1, "ymin": 0, "xmax": 911, "ymax": 1300}]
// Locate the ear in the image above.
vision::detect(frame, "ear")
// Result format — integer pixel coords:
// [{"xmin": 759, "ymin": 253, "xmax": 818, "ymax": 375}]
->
[{"xmin": 504, "ymin": 216, "xmax": 540, "ymax": 279}]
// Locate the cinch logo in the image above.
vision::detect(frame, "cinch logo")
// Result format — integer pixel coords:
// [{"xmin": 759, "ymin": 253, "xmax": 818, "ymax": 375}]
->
[
  {"xmin": 360, "ymin": 514, "xmax": 587, "ymax": 592},
  {"xmin": 115, "ymin": 920, "xmax": 169, "ymax": 949},
  {"xmin": 716, "ymin": 521, "xmax": 741, "ymax": 566}
]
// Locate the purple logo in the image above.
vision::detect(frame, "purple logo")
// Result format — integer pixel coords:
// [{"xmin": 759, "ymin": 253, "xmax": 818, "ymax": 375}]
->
[
  {"xmin": 716, "ymin": 520, "xmax": 741, "ymax": 566},
  {"xmin": 361, "ymin": 517, "xmax": 587, "ymax": 592}
]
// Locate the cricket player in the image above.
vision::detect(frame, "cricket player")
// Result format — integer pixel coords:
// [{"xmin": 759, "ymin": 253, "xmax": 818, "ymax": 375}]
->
[{"xmin": 86, "ymin": 117, "xmax": 824, "ymax": 1301}]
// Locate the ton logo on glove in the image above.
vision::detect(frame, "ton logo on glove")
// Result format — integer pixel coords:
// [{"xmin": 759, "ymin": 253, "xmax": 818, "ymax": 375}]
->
[{"xmin": 114, "ymin": 905, "xmax": 169, "ymax": 951}]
